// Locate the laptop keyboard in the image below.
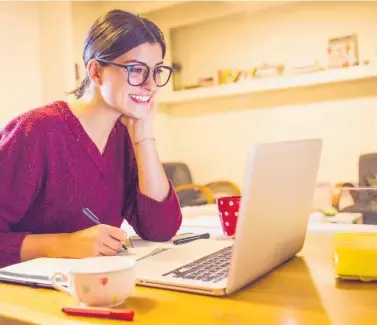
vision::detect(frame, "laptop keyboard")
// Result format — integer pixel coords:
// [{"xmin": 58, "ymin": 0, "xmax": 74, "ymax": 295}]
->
[{"xmin": 162, "ymin": 246, "xmax": 233, "ymax": 283}]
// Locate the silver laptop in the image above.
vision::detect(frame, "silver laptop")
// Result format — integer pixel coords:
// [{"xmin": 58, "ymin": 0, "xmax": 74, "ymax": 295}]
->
[{"xmin": 135, "ymin": 139, "xmax": 322, "ymax": 296}]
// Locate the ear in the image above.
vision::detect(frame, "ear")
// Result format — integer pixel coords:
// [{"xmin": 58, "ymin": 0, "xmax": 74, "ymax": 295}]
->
[{"xmin": 86, "ymin": 59, "xmax": 103, "ymax": 86}]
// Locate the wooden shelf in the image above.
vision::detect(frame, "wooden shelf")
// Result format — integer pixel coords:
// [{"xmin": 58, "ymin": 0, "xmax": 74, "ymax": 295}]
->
[{"xmin": 158, "ymin": 65, "xmax": 377, "ymax": 109}]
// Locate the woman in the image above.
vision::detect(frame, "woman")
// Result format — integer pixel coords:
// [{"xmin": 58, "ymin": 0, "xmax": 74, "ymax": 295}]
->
[{"xmin": 0, "ymin": 9, "xmax": 182, "ymax": 268}]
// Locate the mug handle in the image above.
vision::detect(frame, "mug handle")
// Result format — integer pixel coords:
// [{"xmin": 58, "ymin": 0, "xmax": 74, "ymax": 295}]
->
[{"xmin": 51, "ymin": 272, "xmax": 70, "ymax": 294}]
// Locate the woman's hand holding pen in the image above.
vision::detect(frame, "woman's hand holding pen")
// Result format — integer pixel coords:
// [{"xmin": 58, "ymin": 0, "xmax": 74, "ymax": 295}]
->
[
  {"xmin": 20, "ymin": 224, "xmax": 128, "ymax": 262},
  {"xmin": 66, "ymin": 225, "xmax": 127, "ymax": 258}
]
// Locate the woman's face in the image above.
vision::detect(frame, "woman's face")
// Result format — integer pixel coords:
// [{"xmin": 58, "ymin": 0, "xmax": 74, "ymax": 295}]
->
[{"xmin": 98, "ymin": 42, "xmax": 165, "ymax": 119}]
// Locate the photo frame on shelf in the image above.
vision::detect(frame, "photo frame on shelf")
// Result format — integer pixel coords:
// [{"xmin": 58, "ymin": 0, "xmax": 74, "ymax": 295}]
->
[{"xmin": 327, "ymin": 34, "xmax": 359, "ymax": 69}]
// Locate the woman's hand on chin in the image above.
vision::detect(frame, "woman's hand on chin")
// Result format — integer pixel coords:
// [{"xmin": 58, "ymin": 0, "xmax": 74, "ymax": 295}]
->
[{"xmin": 121, "ymin": 100, "xmax": 156, "ymax": 144}]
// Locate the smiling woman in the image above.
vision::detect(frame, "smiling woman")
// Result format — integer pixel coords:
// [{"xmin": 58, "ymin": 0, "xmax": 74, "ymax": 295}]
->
[
  {"xmin": 69, "ymin": 10, "xmax": 173, "ymax": 120},
  {"xmin": 0, "ymin": 9, "xmax": 182, "ymax": 268}
]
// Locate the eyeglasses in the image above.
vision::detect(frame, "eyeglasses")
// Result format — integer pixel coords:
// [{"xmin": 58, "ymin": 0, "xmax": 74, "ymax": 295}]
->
[{"xmin": 96, "ymin": 59, "xmax": 174, "ymax": 87}]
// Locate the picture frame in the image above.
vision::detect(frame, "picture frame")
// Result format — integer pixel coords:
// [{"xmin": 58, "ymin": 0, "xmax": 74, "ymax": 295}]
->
[{"xmin": 327, "ymin": 34, "xmax": 359, "ymax": 69}]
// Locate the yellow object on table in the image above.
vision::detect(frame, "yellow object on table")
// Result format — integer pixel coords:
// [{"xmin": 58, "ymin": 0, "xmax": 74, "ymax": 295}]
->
[{"xmin": 333, "ymin": 232, "xmax": 377, "ymax": 282}]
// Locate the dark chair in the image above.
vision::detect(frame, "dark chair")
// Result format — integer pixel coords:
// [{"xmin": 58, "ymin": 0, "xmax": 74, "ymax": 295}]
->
[
  {"xmin": 332, "ymin": 153, "xmax": 377, "ymax": 225},
  {"xmin": 162, "ymin": 162, "xmax": 241, "ymax": 208}
]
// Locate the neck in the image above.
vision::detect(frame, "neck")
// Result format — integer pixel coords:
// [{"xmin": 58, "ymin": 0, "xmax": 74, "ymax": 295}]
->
[{"xmin": 69, "ymin": 91, "xmax": 121, "ymax": 153}]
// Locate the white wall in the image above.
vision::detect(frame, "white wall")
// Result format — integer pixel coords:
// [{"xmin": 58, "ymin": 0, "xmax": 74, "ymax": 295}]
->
[
  {"xmin": 71, "ymin": 2, "xmax": 104, "ymax": 91},
  {"xmin": 0, "ymin": 2, "xmax": 76, "ymax": 125},
  {"xmin": 166, "ymin": 1, "xmax": 377, "ymax": 186},
  {"xmin": 39, "ymin": 2, "xmax": 76, "ymax": 103},
  {"xmin": 101, "ymin": 1, "xmax": 181, "ymax": 15},
  {"xmin": 0, "ymin": 2, "xmax": 43, "ymax": 124}
]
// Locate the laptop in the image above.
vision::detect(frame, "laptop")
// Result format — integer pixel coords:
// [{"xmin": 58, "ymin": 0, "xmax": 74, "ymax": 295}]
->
[{"xmin": 134, "ymin": 138, "xmax": 322, "ymax": 296}]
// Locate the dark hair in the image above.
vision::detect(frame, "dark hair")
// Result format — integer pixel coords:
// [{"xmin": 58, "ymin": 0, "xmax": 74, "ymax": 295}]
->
[{"xmin": 69, "ymin": 9, "xmax": 166, "ymax": 99}]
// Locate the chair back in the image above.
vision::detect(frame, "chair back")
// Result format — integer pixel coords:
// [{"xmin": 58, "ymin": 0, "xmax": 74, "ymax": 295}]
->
[
  {"xmin": 359, "ymin": 153, "xmax": 377, "ymax": 187},
  {"xmin": 337, "ymin": 154, "xmax": 377, "ymax": 225},
  {"xmin": 162, "ymin": 162, "xmax": 193, "ymax": 187},
  {"xmin": 357, "ymin": 153, "xmax": 377, "ymax": 208}
]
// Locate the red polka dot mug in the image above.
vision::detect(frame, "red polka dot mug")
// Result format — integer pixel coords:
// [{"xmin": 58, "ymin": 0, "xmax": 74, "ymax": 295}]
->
[{"xmin": 216, "ymin": 196, "xmax": 241, "ymax": 236}]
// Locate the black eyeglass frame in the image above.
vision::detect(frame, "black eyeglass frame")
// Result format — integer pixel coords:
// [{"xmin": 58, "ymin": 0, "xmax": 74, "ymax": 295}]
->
[{"xmin": 96, "ymin": 59, "xmax": 174, "ymax": 87}]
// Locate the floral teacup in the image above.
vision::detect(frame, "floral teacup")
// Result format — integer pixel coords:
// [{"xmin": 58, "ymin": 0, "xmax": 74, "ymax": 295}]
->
[{"xmin": 51, "ymin": 256, "xmax": 136, "ymax": 307}]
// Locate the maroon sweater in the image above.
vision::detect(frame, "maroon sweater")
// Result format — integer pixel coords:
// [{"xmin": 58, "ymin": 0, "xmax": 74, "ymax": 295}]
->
[{"xmin": 0, "ymin": 101, "xmax": 182, "ymax": 268}]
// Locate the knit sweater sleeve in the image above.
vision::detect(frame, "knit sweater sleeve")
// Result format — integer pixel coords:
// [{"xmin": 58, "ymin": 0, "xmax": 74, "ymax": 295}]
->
[
  {"xmin": 0, "ymin": 118, "xmax": 43, "ymax": 267},
  {"xmin": 122, "ymin": 157, "xmax": 182, "ymax": 242}
]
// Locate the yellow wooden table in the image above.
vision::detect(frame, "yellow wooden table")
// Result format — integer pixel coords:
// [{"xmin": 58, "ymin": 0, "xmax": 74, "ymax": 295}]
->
[{"xmin": 0, "ymin": 234, "xmax": 376, "ymax": 325}]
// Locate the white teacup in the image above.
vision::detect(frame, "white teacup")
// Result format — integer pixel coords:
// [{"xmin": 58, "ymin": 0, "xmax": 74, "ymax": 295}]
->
[{"xmin": 51, "ymin": 256, "xmax": 136, "ymax": 307}]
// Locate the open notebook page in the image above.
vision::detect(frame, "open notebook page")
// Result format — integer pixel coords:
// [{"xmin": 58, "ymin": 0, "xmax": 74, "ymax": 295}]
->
[
  {"xmin": 0, "ymin": 235, "xmax": 190, "ymax": 287},
  {"xmin": 0, "ymin": 258, "xmax": 80, "ymax": 287}
]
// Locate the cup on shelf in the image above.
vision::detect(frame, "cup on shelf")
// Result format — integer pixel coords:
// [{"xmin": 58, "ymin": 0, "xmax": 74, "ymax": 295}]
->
[
  {"xmin": 51, "ymin": 256, "xmax": 136, "ymax": 307},
  {"xmin": 216, "ymin": 196, "xmax": 241, "ymax": 236}
]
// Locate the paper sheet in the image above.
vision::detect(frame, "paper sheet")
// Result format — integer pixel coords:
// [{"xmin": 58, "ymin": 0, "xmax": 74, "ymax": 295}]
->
[
  {"xmin": 181, "ymin": 215, "xmax": 221, "ymax": 228},
  {"xmin": 307, "ymin": 223, "xmax": 377, "ymax": 234},
  {"xmin": 118, "ymin": 239, "xmax": 174, "ymax": 261},
  {"xmin": 179, "ymin": 214, "xmax": 377, "ymax": 235}
]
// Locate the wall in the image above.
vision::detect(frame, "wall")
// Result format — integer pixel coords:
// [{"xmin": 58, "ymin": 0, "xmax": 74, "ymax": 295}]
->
[
  {"xmin": 71, "ymin": 2, "xmax": 104, "ymax": 92},
  {"xmin": 101, "ymin": 1, "xmax": 181, "ymax": 15},
  {"xmin": 39, "ymin": 2, "xmax": 76, "ymax": 103},
  {"xmin": 168, "ymin": 1, "xmax": 377, "ymax": 187},
  {"xmin": 146, "ymin": 1, "xmax": 290, "ymax": 30},
  {"xmin": 0, "ymin": 2, "xmax": 76, "ymax": 126},
  {"xmin": 0, "ymin": 2, "xmax": 43, "ymax": 124}
]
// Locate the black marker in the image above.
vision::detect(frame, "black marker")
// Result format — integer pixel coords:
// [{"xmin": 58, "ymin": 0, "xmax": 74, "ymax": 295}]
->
[{"xmin": 172, "ymin": 233, "xmax": 210, "ymax": 245}]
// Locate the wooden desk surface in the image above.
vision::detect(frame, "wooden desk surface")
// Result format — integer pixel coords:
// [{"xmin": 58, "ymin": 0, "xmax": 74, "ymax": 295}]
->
[{"xmin": 0, "ymin": 234, "xmax": 376, "ymax": 325}]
